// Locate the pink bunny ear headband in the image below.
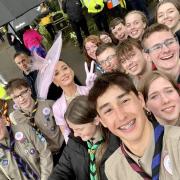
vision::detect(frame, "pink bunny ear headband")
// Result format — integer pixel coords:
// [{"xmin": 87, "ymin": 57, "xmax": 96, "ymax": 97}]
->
[{"xmin": 33, "ymin": 31, "xmax": 63, "ymax": 99}]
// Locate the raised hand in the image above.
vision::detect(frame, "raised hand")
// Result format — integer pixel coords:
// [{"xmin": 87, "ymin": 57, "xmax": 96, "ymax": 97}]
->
[{"xmin": 84, "ymin": 61, "xmax": 97, "ymax": 87}]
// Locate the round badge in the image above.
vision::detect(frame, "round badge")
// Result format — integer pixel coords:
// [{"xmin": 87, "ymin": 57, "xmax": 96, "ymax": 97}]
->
[
  {"xmin": 2, "ymin": 159, "xmax": 8, "ymax": 167},
  {"xmin": 42, "ymin": 107, "xmax": 50, "ymax": 116},
  {"xmin": 15, "ymin": 132, "xmax": 24, "ymax": 141},
  {"xmin": 29, "ymin": 148, "xmax": 35, "ymax": 155},
  {"xmin": 24, "ymin": 149, "xmax": 28, "ymax": 154},
  {"xmin": 163, "ymin": 154, "xmax": 173, "ymax": 175}
]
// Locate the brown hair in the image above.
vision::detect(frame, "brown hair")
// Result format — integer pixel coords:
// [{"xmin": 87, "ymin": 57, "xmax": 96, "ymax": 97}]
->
[
  {"xmin": 96, "ymin": 43, "xmax": 116, "ymax": 57},
  {"xmin": 140, "ymin": 70, "xmax": 180, "ymax": 102},
  {"xmin": 155, "ymin": 0, "xmax": 180, "ymax": 21},
  {"xmin": 117, "ymin": 38, "xmax": 143, "ymax": 63},
  {"xmin": 64, "ymin": 95, "xmax": 110, "ymax": 176},
  {"xmin": 83, "ymin": 35, "xmax": 101, "ymax": 64},
  {"xmin": 109, "ymin": 17, "xmax": 125, "ymax": 31},
  {"xmin": 125, "ymin": 10, "xmax": 148, "ymax": 27},
  {"xmin": 88, "ymin": 72, "xmax": 138, "ymax": 109},
  {"xmin": 141, "ymin": 23, "xmax": 171, "ymax": 48},
  {"xmin": 6, "ymin": 78, "xmax": 29, "ymax": 95},
  {"xmin": 13, "ymin": 51, "xmax": 29, "ymax": 60}
]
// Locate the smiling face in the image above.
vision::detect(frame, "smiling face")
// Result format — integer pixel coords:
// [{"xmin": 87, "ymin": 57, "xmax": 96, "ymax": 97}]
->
[
  {"xmin": 99, "ymin": 34, "xmax": 112, "ymax": 44},
  {"xmin": 96, "ymin": 47, "xmax": 119, "ymax": 72},
  {"xmin": 120, "ymin": 46, "xmax": 147, "ymax": 76},
  {"xmin": 112, "ymin": 23, "xmax": 128, "ymax": 42},
  {"xmin": 157, "ymin": 2, "xmax": 180, "ymax": 32},
  {"xmin": 96, "ymin": 85, "xmax": 149, "ymax": 144},
  {"xmin": 143, "ymin": 30, "xmax": 180, "ymax": 72},
  {"xmin": 146, "ymin": 77, "xmax": 180, "ymax": 125},
  {"xmin": 67, "ymin": 120, "xmax": 99, "ymax": 141},
  {"xmin": 53, "ymin": 61, "xmax": 74, "ymax": 88},
  {"xmin": 85, "ymin": 41, "xmax": 98, "ymax": 60},
  {"xmin": 125, "ymin": 13, "xmax": 146, "ymax": 39},
  {"xmin": 10, "ymin": 87, "xmax": 33, "ymax": 110}
]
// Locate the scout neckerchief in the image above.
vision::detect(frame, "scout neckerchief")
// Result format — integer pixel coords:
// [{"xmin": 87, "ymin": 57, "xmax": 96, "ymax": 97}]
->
[
  {"xmin": 0, "ymin": 126, "xmax": 39, "ymax": 180},
  {"xmin": 87, "ymin": 139, "xmax": 104, "ymax": 180},
  {"xmin": 121, "ymin": 119, "xmax": 164, "ymax": 180},
  {"xmin": 19, "ymin": 101, "xmax": 42, "ymax": 135}
]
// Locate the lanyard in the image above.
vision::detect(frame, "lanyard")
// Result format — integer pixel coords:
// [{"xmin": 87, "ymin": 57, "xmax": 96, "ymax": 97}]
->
[{"xmin": 121, "ymin": 120, "xmax": 164, "ymax": 180}]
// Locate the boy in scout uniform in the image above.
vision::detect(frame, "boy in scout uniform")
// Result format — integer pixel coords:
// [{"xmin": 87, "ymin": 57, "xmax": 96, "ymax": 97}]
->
[
  {"xmin": 0, "ymin": 100, "xmax": 53, "ymax": 180},
  {"xmin": 6, "ymin": 78, "xmax": 64, "ymax": 164},
  {"xmin": 88, "ymin": 72, "xmax": 180, "ymax": 180}
]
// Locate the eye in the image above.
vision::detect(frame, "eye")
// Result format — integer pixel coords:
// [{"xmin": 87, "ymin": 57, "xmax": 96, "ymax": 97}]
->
[
  {"xmin": 54, "ymin": 71, "xmax": 59, "ymax": 76},
  {"xmin": 165, "ymin": 88, "xmax": 174, "ymax": 94},
  {"xmin": 149, "ymin": 94, "xmax": 159, "ymax": 100},
  {"xmin": 103, "ymin": 108, "xmax": 113, "ymax": 115},
  {"xmin": 62, "ymin": 66, "xmax": 68, "ymax": 70},
  {"xmin": 122, "ymin": 98, "xmax": 130, "ymax": 104}
]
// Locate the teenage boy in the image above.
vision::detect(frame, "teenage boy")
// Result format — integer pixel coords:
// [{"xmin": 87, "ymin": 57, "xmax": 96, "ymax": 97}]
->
[
  {"xmin": 117, "ymin": 38, "xmax": 152, "ymax": 88},
  {"xmin": 142, "ymin": 23, "xmax": 180, "ymax": 84},
  {"xmin": 96, "ymin": 43, "xmax": 121, "ymax": 72},
  {"xmin": 109, "ymin": 18, "xmax": 128, "ymax": 43},
  {"xmin": 6, "ymin": 79, "xmax": 64, "ymax": 165},
  {"xmin": 88, "ymin": 72, "xmax": 180, "ymax": 179}
]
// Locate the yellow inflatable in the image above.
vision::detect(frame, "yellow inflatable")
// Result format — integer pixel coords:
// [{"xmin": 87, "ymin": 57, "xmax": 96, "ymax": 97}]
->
[{"xmin": 0, "ymin": 83, "xmax": 10, "ymax": 100}]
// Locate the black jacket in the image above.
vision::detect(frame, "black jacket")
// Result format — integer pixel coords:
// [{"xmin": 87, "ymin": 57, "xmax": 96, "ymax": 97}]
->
[
  {"xmin": 49, "ymin": 133, "xmax": 120, "ymax": 180},
  {"xmin": 62, "ymin": 0, "xmax": 84, "ymax": 22}
]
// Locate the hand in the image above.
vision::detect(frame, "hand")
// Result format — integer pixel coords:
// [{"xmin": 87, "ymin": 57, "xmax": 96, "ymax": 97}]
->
[{"xmin": 85, "ymin": 61, "xmax": 97, "ymax": 87}]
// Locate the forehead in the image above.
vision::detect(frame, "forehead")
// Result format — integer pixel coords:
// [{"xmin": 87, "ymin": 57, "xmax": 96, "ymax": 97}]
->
[
  {"xmin": 97, "ymin": 85, "xmax": 127, "ymax": 107},
  {"xmin": 144, "ymin": 30, "xmax": 174, "ymax": 47},
  {"xmin": 98, "ymin": 47, "xmax": 116, "ymax": 57},
  {"xmin": 125, "ymin": 13, "xmax": 142, "ymax": 23},
  {"xmin": 148, "ymin": 77, "xmax": 173, "ymax": 93},
  {"xmin": 113, "ymin": 23, "xmax": 124, "ymax": 32},
  {"xmin": 11, "ymin": 86, "xmax": 27, "ymax": 95},
  {"xmin": 100, "ymin": 34, "xmax": 109, "ymax": 38},
  {"xmin": 158, "ymin": 2, "xmax": 178, "ymax": 12},
  {"xmin": 55, "ymin": 61, "xmax": 68, "ymax": 70},
  {"xmin": 14, "ymin": 54, "xmax": 28, "ymax": 62},
  {"xmin": 85, "ymin": 41, "xmax": 96, "ymax": 48}
]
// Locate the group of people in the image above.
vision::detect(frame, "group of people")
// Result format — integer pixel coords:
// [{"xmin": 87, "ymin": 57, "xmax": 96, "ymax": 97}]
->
[{"xmin": 1, "ymin": 0, "xmax": 180, "ymax": 179}]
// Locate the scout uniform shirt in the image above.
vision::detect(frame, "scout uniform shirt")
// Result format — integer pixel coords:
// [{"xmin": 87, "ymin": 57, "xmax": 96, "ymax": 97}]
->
[
  {"xmin": 0, "ymin": 123, "xmax": 53, "ymax": 180},
  {"xmin": 10, "ymin": 100, "xmax": 64, "ymax": 153},
  {"xmin": 105, "ymin": 125, "xmax": 180, "ymax": 180}
]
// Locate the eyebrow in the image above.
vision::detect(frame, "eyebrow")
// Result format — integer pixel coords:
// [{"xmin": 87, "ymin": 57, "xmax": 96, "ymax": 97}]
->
[
  {"xmin": 98, "ymin": 92, "xmax": 128, "ymax": 111},
  {"xmin": 148, "ymin": 87, "xmax": 173, "ymax": 96}
]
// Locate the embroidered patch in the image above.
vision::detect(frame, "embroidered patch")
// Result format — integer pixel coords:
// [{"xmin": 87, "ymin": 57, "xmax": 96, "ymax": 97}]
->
[{"xmin": 163, "ymin": 154, "xmax": 173, "ymax": 175}]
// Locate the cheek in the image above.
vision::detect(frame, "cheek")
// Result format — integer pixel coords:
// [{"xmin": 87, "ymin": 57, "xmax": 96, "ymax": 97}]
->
[{"xmin": 146, "ymin": 100, "xmax": 160, "ymax": 113}]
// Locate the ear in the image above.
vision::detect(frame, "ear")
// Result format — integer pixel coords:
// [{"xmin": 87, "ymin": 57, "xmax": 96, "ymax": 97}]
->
[
  {"xmin": 96, "ymin": 115, "xmax": 108, "ymax": 128},
  {"xmin": 142, "ymin": 51, "xmax": 152, "ymax": 63},
  {"xmin": 138, "ymin": 92, "xmax": 146, "ymax": 108}
]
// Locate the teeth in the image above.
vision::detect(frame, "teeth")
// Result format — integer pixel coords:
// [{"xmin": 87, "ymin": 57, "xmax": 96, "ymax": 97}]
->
[
  {"xmin": 161, "ymin": 54, "xmax": 173, "ymax": 60},
  {"xmin": 162, "ymin": 106, "xmax": 174, "ymax": 112},
  {"xmin": 120, "ymin": 120, "xmax": 134, "ymax": 130}
]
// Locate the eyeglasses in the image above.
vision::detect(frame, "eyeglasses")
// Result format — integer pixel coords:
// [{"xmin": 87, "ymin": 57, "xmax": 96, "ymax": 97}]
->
[
  {"xmin": 98, "ymin": 54, "xmax": 116, "ymax": 66},
  {"xmin": 144, "ymin": 37, "xmax": 178, "ymax": 54},
  {"xmin": 12, "ymin": 89, "xmax": 29, "ymax": 101}
]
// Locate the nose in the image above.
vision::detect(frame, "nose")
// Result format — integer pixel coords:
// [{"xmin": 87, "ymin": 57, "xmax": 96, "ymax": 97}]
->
[
  {"xmin": 161, "ymin": 43, "xmax": 170, "ymax": 53},
  {"xmin": 114, "ymin": 106, "xmax": 127, "ymax": 122},
  {"xmin": 160, "ymin": 94, "xmax": 170, "ymax": 104}
]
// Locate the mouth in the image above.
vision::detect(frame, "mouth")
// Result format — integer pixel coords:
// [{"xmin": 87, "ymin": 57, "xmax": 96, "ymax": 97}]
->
[
  {"xmin": 161, "ymin": 105, "xmax": 175, "ymax": 113},
  {"xmin": 129, "ymin": 64, "xmax": 138, "ymax": 72},
  {"xmin": 119, "ymin": 33, "xmax": 126, "ymax": 40},
  {"xmin": 131, "ymin": 30, "xmax": 138, "ymax": 36},
  {"xmin": 61, "ymin": 76, "xmax": 69, "ymax": 82},
  {"xmin": 160, "ymin": 54, "xmax": 174, "ymax": 61},
  {"xmin": 118, "ymin": 119, "xmax": 136, "ymax": 131}
]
